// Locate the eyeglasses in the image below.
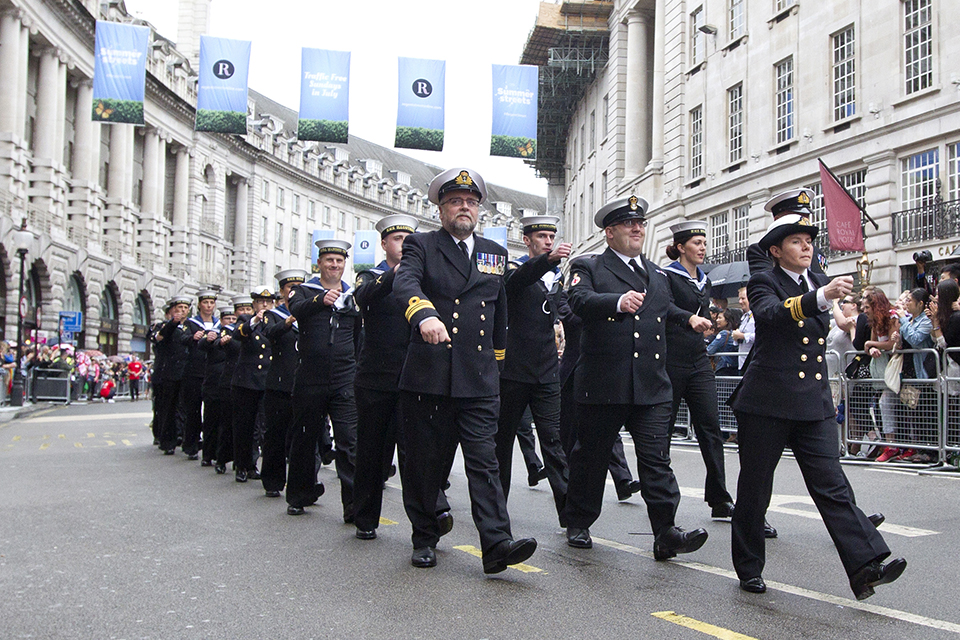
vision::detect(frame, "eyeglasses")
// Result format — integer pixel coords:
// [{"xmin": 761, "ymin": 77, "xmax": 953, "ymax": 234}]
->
[
  {"xmin": 841, "ymin": 298, "xmax": 856, "ymax": 304},
  {"xmin": 441, "ymin": 197, "xmax": 480, "ymax": 208},
  {"xmin": 617, "ymin": 219, "xmax": 648, "ymax": 229}
]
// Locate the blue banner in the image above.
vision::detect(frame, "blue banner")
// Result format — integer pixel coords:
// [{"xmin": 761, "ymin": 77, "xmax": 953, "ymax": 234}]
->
[
  {"xmin": 353, "ymin": 230, "xmax": 379, "ymax": 272},
  {"xmin": 310, "ymin": 229, "xmax": 334, "ymax": 273},
  {"xmin": 483, "ymin": 226, "xmax": 509, "ymax": 249},
  {"xmin": 92, "ymin": 21, "xmax": 149, "ymax": 124},
  {"xmin": 299, "ymin": 49, "xmax": 350, "ymax": 143},
  {"xmin": 395, "ymin": 57, "xmax": 445, "ymax": 151},
  {"xmin": 491, "ymin": 64, "xmax": 538, "ymax": 159},
  {"xmin": 196, "ymin": 36, "xmax": 251, "ymax": 134}
]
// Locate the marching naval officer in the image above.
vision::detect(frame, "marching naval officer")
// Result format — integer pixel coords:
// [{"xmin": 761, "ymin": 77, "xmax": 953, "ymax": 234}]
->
[
  {"xmin": 495, "ymin": 214, "xmax": 570, "ymax": 522},
  {"xmin": 214, "ymin": 297, "xmax": 248, "ymax": 475},
  {"xmin": 199, "ymin": 301, "xmax": 232, "ymax": 468},
  {"xmin": 156, "ymin": 295, "xmax": 192, "ymax": 455},
  {"xmin": 394, "ymin": 167, "xmax": 537, "ymax": 573},
  {"xmin": 285, "ymin": 239, "xmax": 360, "ymax": 521},
  {"xmin": 353, "ymin": 214, "xmax": 454, "ymax": 540},
  {"xmin": 730, "ymin": 214, "xmax": 905, "ymax": 599},
  {"xmin": 181, "ymin": 290, "xmax": 219, "ymax": 461},
  {"xmin": 260, "ymin": 269, "xmax": 308, "ymax": 498},
  {"xmin": 561, "ymin": 196, "xmax": 713, "ymax": 560},
  {"xmin": 747, "ymin": 188, "xmax": 827, "ymax": 276}
]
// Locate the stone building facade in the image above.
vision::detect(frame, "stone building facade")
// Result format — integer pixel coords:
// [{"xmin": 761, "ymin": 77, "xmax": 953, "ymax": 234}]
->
[{"xmin": 0, "ymin": 0, "xmax": 543, "ymax": 357}]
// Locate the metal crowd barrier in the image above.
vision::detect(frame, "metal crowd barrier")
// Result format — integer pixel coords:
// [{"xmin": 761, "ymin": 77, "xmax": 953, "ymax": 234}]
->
[
  {"xmin": 30, "ymin": 368, "xmax": 72, "ymax": 403},
  {"xmin": 942, "ymin": 348, "xmax": 960, "ymax": 466},
  {"xmin": 841, "ymin": 349, "xmax": 942, "ymax": 463}
]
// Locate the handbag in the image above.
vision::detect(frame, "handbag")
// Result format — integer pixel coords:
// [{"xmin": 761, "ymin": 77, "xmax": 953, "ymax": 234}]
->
[
  {"xmin": 883, "ymin": 353, "xmax": 902, "ymax": 394},
  {"xmin": 899, "ymin": 384, "xmax": 920, "ymax": 409},
  {"xmin": 844, "ymin": 354, "xmax": 871, "ymax": 379}
]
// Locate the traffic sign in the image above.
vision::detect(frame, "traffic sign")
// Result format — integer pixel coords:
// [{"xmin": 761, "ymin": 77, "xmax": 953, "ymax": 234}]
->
[
  {"xmin": 19, "ymin": 296, "xmax": 27, "ymax": 318},
  {"xmin": 59, "ymin": 311, "xmax": 83, "ymax": 332}
]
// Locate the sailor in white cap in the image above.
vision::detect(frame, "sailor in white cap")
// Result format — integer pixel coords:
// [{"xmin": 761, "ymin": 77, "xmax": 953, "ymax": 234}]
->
[
  {"xmin": 729, "ymin": 214, "xmax": 905, "ymax": 598},
  {"xmin": 561, "ymin": 195, "xmax": 713, "ymax": 558},
  {"xmin": 285, "ymin": 238, "xmax": 360, "ymax": 521},
  {"xmin": 393, "ymin": 167, "xmax": 538, "ymax": 573},
  {"xmin": 180, "ymin": 290, "xmax": 220, "ymax": 462},
  {"xmin": 211, "ymin": 297, "xmax": 248, "ymax": 474},
  {"xmin": 494, "ymin": 214, "xmax": 571, "ymax": 523},
  {"xmin": 156, "ymin": 294, "xmax": 193, "ymax": 455}
]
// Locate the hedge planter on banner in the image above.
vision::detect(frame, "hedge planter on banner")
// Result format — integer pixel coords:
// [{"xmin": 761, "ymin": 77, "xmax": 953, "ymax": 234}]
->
[
  {"xmin": 196, "ymin": 36, "xmax": 251, "ymax": 134},
  {"xmin": 92, "ymin": 21, "xmax": 149, "ymax": 125},
  {"xmin": 395, "ymin": 57, "xmax": 445, "ymax": 152},
  {"xmin": 299, "ymin": 48, "xmax": 350, "ymax": 143}
]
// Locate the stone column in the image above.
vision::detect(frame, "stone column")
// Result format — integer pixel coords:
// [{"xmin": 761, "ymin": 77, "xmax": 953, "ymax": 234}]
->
[
  {"xmin": 0, "ymin": 10, "xmax": 22, "ymax": 134},
  {"xmin": 71, "ymin": 80, "xmax": 94, "ymax": 183},
  {"xmin": 624, "ymin": 11, "xmax": 651, "ymax": 178},
  {"xmin": 55, "ymin": 55, "xmax": 66, "ymax": 162},
  {"xmin": 648, "ymin": 0, "xmax": 665, "ymax": 171},
  {"xmin": 231, "ymin": 177, "xmax": 249, "ymax": 287},
  {"xmin": 34, "ymin": 46, "xmax": 60, "ymax": 160},
  {"xmin": 173, "ymin": 146, "xmax": 190, "ymax": 228},
  {"xmin": 141, "ymin": 129, "xmax": 159, "ymax": 217},
  {"xmin": 16, "ymin": 23, "xmax": 28, "ymax": 137},
  {"xmin": 107, "ymin": 125, "xmax": 128, "ymax": 199},
  {"xmin": 155, "ymin": 134, "xmax": 167, "ymax": 216}
]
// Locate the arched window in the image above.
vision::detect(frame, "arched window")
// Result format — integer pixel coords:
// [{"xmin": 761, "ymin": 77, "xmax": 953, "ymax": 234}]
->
[
  {"xmin": 62, "ymin": 275, "xmax": 86, "ymax": 348},
  {"xmin": 97, "ymin": 286, "xmax": 119, "ymax": 356},
  {"xmin": 130, "ymin": 294, "xmax": 151, "ymax": 359}
]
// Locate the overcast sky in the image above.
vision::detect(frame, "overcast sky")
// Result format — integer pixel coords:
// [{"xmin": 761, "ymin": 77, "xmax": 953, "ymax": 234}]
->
[{"xmin": 123, "ymin": 0, "xmax": 549, "ymax": 196}]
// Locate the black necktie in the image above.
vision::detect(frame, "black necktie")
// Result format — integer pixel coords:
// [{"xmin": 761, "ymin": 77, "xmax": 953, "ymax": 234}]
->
[
  {"xmin": 458, "ymin": 240, "xmax": 469, "ymax": 260},
  {"xmin": 798, "ymin": 275, "xmax": 809, "ymax": 293},
  {"xmin": 628, "ymin": 258, "xmax": 644, "ymax": 277}
]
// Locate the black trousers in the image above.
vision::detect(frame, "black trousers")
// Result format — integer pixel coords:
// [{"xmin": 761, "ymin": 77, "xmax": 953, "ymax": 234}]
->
[
  {"xmin": 216, "ymin": 389, "xmax": 234, "ymax": 466},
  {"xmin": 562, "ymin": 402, "xmax": 680, "ymax": 538},
  {"xmin": 516, "ymin": 408, "xmax": 542, "ymax": 470},
  {"xmin": 495, "ymin": 379, "xmax": 568, "ymax": 519},
  {"xmin": 731, "ymin": 411, "xmax": 890, "ymax": 580},
  {"xmin": 157, "ymin": 379, "xmax": 182, "ymax": 451},
  {"xmin": 179, "ymin": 378, "xmax": 204, "ymax": 456},
  {"xmin": 232, "ymin": 387, "xmax": 263, "ymax": 473},
  {"xmin": 667, "ymin": 361, "xmax": 733, "ymax": 507},
  {"xmin": 286, "ymin": 385, "xmax": 357, "ymax": 511},
  {"xmin": 151, "ymin": 381, "xmax": 164, "ymax": 441},
  {"xmin": 201, "ymin": 394, "xmax": 222, "ymax": 463},
  {"xmin": 401, "ymin": 392, "xmax": 511, "ymax": 554},
  {"xmin": 129, "ymin": 378, "xmax": 140, "ymax": 400},
  {"xmin": 260, "ymin": 389, "xmax": 293, "ymax": 492}
]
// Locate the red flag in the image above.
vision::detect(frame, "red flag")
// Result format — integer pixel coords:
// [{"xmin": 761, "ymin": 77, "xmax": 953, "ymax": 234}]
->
[{"xmin": 819, "ymin": 159, "xmax": 865, "ymax": 252}]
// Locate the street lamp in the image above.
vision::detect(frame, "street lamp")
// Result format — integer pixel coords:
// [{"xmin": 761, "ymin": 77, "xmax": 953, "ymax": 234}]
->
[
  {"xmin": 856, "ymin": 251, "xmax": 875, "ymax": 288},
  {"xmin": 11, "ymin": 218, "xmax": 32, "ymax": 407}
]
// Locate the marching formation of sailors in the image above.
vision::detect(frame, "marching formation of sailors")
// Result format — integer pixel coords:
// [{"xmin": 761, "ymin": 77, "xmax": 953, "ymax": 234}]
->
[{"xmin": 146, "ymin": 168, "xmax": 905, "ymax": 598}]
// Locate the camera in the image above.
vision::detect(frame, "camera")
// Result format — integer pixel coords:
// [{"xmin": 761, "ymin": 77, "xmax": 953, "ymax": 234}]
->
[{"xmin": 913, "ymin": 249, "xmax": 933, "ymax": 263}]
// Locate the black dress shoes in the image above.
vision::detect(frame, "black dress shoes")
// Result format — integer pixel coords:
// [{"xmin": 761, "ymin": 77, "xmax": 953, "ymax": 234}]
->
[
  {"xmin": 287, "ymin": 505, "xmax": 305, "ymax": 516},
  {"xmin": 215, "ymin": 463, "xmax": 226, "ymax": 474},
  {"xmin": 200, "ymin": 459, "xmax": 213, "ymax": 467},
  {"xmin": 849, "ymin": 557, "xmax": 907, "ymax": 600},
  {"xmin": 437, "ymin": 511, "xmax": 454, "ymax": 537},
  {"xmin": 764, "ymin": 520, "xmax": 778, "ymax": 539},
  {"xmin": 343, "ymin": 504, "xmax": 355, "ymax": 524},
  {"xmin": 483, "ymin": 538, "xmax": 538, "ymax": 574},
  {"xmin": 711, "ymin": 502, "xmax": 735, "ymax": 519},
  {"xmin": 187, "ymin": 453, "xmax": 199, "ymax": 461},
  {"xmin": 740, "ymin": 576, "xmax": 767, "ymax": 593},
  {"xmin": 247, "ymin": 469, "xmax": 261, "ymax": 481},
  {"xmin": 527, "ymin": 464, "xmax": 548, "ymax": 487},
  {"xmin": 653, "ymin": 526, "xmax": 709, "ymax": 561},
  {"xmin": 566, "ymin": 527, "xmax": 593, "ymax": 549},
  {"xmin": 320, "ymin": 448, "xmax": 336, "ymax": 465},
  {"xmin": 616, "ymin": 480, "xmax": 642, "ymax": 501},
  {"xmin": 264, "ymin": 490, "xmax": 281, "ymax": 498},
  {"xmin": 163, "ymin": 449, "xmax": 175, "ymax": 455},
  {"xmin": 356, "ymin": 528, "xmax": 377, "ymax": 540},
  {"xmin": 868, "ymin": 513, "xmax": 885, "ymax": 528},
  {"xmin": 235, "ymin": 470, "xmax": 247, "ymax": 483},
  {"xmin": 411, "ymin": 546, "xmax": 437, "ymax": 568}
]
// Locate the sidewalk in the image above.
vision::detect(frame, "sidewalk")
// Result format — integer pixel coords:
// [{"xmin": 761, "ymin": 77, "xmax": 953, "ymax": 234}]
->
[{"xmin": 0, "ymin": 401, "xmax": 61, "ymax": 425}]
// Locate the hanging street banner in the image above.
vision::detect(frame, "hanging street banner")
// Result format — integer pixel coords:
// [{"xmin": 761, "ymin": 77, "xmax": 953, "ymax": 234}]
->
[
  {"xmin": 196, "ymin": 36, "xmax": 251, "ymax": 134},
  {"xmin": 353, "ymin": 230, "xmax": 379, "ymax": 272},
  {"xmin": 92, "ymin": 21, "xmax": 149, "ymax": 125},
  {"xmin": 298, "ymin": 48, "xmax": 350, "ymax": 143},
  {"xmin": 483, "ymin": 226, "xmax": 508, "ymax": 249},
  {"xmin": 490, "ymin": 64, "xmax": 538, "ymax": 159},
  {"xmin": 395, "ymin": 57, "xmax": 445, "ymax": 151},
  {"xmin": 310, "ymin": 229, "xmax": 334, "ymax": 273},
  {"xmin": 819, "ymin": 159, "xmax": 866, "ymax": 252}
]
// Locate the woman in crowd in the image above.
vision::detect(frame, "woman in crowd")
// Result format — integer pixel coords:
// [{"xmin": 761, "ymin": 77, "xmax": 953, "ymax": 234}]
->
[
  {"xmin": 894, "ymin": 288, "xmax": 936, "ymax": 462},
  {"xmin": 862, "ymin": 288, "xmax": 900, "ymax": 462},
  {"xmin": 706, "ymin": 308, "xmax": 742, "ymax": 377}
]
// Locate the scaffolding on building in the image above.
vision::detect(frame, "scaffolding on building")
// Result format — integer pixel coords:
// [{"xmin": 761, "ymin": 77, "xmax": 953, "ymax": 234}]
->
[{"xmin": 520, "ymin": 1, "xmax": 612, "ymax": 184}]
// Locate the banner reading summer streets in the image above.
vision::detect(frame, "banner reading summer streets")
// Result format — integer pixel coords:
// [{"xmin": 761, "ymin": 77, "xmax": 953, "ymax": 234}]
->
[
  {"xmin": 196, "ymin": 36, "xmax": 251, "ymax": 134},
  {"xmin": 299, "ymin": 49, "xmax": 350, "ymax": 143},
  {"xmin": 395, "ymin": 57, "xmax": 445, "ymax": 152},
  {"xmin": 92, "ymin": 21, "xmax": 149, "ymax": 125},
  {"xmin": 491, "ymin": 64, "xmax": 538, "ymax": 159}
]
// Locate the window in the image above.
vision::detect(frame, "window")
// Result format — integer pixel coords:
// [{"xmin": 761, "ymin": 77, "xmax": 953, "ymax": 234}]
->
[
  {"xmin": 832, "ymin": 26, "xmax": 856, "ymax": 121},
  {"xmin": 261, "ymin": 216, "xmax": 269, "ymax": 244},
  {"xmin": 292, "ymin": 193, "xmax": 300, "ymax": 214},
  {"xmin": 904, "ymin": 0, "xmax": 932, "ymax": 95},
  {"xmin": 775, "ymin": 57, "xmax": 794, "ymax": 144},
  {"xmin": 262, "ymin": 180, "xmax": 269, "ymax": 201},
  {"xmin": 259, "ymin": 262, "xmax": 266, "ymax": 284},
  {"xmin": 775, "ymin": 0, "xmax": 797, "ymax": 11},
  {"xmin": 354, "ymin": 216, "xmax": 361, "ymax": 231},
  {"xmin": 691, "ymin": 6, "xmax": 705, "ymax": 65},
  {"xmin": 339, "ymin": 211, "xmax": 346, "ymax": 229},
  {"xmin": 589, "ymin": 111, "xmax": 596, "ymax": 153},
  {"xmin": 277, "ymin": 187, "xmax": 285, "ymax": 209},
  {"xmin": 324, "ymin": 205, "xmax": 332, "ymax": 225},
  {"xmin": 949, "ymin": 143, "xmax": 960, "ymax": 201},
  {"xmin": 729, "ymin": 0, "xmax": 745, "ymax": 39},
  {"xmin": 308, "ymin": 200, "xmax": 316, "ymax": 220},
  {"xmin": 275, "ymin": 222, "xmax": 284, "ymax": 249},
  {"xmin": 579, "ymin": 124, "xmax": 585, "ymax": 164},
  {"xmin": 690, "ymin": 106, "xmax": 703, "ymax": 180},
  {"xmin": 732, "ymin": 205, "xmax": 749, "ymax": 250},
  {"xmin": 728, "ymin": 84, "xmax": 743, "ymax": 164},
  {"xmin": 291, "ymin": 227, "xmax": 299, "ymax": 254},
  {"xmin": 589, "ymin": 183, "xmax": 595, "ymax": 216},
  {"xmin": 710, "ymin": 211, "xmax": 729, "ymax": 259},
  {"xmin": 601, "ymin": 172, "xmax": 608, "ymax": 205},
  {"xmin": 602, "ymin": 94, "xmax": 609, "ymax": 138},
  {"xmin": 901, "ymin": 148, "xmax": 939, "ymax": 210}
]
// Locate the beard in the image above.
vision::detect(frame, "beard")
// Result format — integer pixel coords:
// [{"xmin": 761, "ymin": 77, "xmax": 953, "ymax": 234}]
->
[{"xmin": 448, "ymin": 217, "xmax": 476, "ymax": 237}]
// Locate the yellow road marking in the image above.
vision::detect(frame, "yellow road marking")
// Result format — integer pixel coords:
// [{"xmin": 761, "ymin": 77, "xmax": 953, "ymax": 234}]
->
[
  {"xmin": 378, "ymin": 517, "xmax": 398, "ymax": 525},
  {"xmin": 453, "ymin": 545, "xmax": 542, "ymax": 573},
  {"xmin": 87, "ymin": 433, "xmax": 95, "ymax": 438},
  {"xmin": 74, "ymin": 442, "xmax": 83, "ymax": 448},
  {"xmin": 12, "ymin": 435, "xmax": 20, "ymax": 441},
  {"xmin": 39, "ymin": 442, "xmax": 51, "ymax": 450},
  {"xmin": 122, "ymin": 440, "xmax": 132, "ymax": 446},
  {"xmin": 58, "ymin": 434, "xmax": 65, "ymax": 439},
  {"xmin": 25, "ymin": 413, "xmax": 153, "ymax": 424},
  {"xmin": 105, "ymin": 440, "xmax": 115, "ymax": 446},
  {"xmin": 651, "ymin": 612, "xmax": 756, "ymax": 640}
]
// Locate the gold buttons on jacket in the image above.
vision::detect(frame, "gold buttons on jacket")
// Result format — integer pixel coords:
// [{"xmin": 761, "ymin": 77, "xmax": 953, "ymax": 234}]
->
[
  {"xmin": 477, "ymin": 345, "xmax": 482, "ymax": 351},
  {"xmin": 634, "ymin": 352, "xmax": 638, "ymax": 358},
  {"xmin": 634, "ymin": 332, "xmax": 640, "ymax": 338},
  {"xmin": 798, "ymin": 371, "xmax": 805, "ymax": 379},
  {"xmin": 455, "ymin": 299, "xmax": 460, "ymax": 305},
  {"xmin": 453, "ymin": 312, "xmax": 459, "ymax": 319},
  {"xmin": 801, "ymin": 355, "xmax": 808, "ymax": 362},
  {"xmin": 656, "ymin": 335, "xmax": 661, "ymax": 340},
  {"xmin": 259, "ymin": 354, "xmax": 264, "ymax": 359},
  {"xmin": 634, "ymin": 315, "xmax": 640, "ymax": 321},
  {"xmin": 798, "ymin": 320, "xmax": 804, "ymax": 327},
  {"xmin": 480, "ymin": 314, "xmax": 486, "ymax": 321},
  {"xmin": 655, "ymin": 353, "xmax": 660, "ymax": 359},
  {"xmin": 803, "ymin": 337, "xmax": 809, "ymax": 344},
  {"xmin": 257, "ymin": 365, "xmax": 262, "ymax": 370},
  {"xmin": 481, "ymin": 301, "xmax": 486, "ymax": 308},
  {"xmin": 261, "ymin": 343, "xmax": 266, "ymax": 349},
  {"xmin": 817, "ymin": 355, "xmax": 823, "ymax": 362},
  {"xmin": 447, "ymin": 344, "xmax": 452, "ymax": 349},
  {"xmin": 480, "ymin": 330, "xmax": 484, "ymax": 336},
  {"xmin": 452, "ymin": 327, "xmax": 458, "ymax": 334},
  {"xmin": 818, "ymin": 338, "xmax": 825, "ymax": 345},
  {"xmin": 657, "ymin": 317, "xmax": 662, "ymax": 323},
  {"xmin": 816, "ymin": 373, "xmax": 822, "ymax": 380}
]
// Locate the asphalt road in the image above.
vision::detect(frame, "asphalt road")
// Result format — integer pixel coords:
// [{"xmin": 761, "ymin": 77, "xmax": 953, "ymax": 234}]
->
[{"xmin": 2, "ymin": 399, "xmax": 958, "ymax": 640}]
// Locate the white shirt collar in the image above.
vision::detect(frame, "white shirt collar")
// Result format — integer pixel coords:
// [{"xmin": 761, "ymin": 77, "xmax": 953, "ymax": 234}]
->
[
  {"xmin": 446, "ymin": 230, "xmax": 474, "ymax": 256},
  {"xmin": 610, "ymin": 247, "xmax": 644, "ymax": 270},
  {"xmin": 779, "ymin": 265, "xmax": 811, "ymax": 288}
]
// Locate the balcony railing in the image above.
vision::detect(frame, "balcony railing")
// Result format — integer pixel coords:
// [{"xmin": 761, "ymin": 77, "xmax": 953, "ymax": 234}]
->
[
  {"xmin": 707, "ymin": 246, "xmax": 748, "ymax": 264},
  {"xmin": 893, "ymin": 197, "xmax": 960, "ymax": 246}
]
